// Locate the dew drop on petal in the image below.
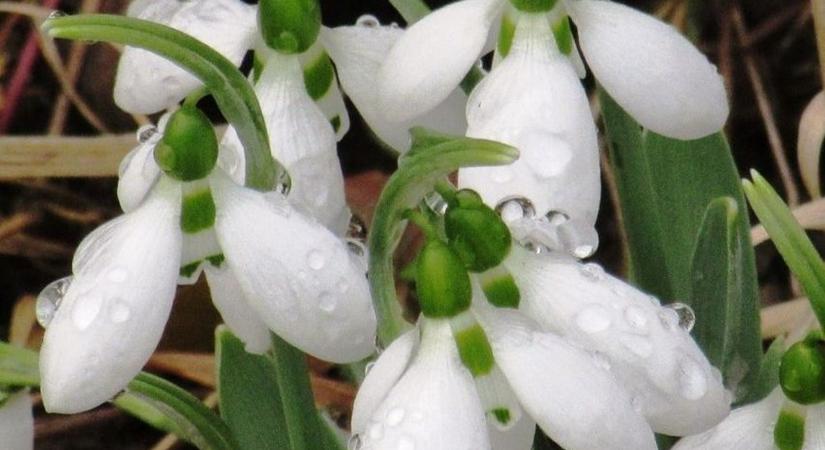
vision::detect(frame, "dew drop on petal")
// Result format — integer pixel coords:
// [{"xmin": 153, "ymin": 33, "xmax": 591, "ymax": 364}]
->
[
  {"xmin": 110, "ymin": 301, "xmax": 131, "ymax": 323},
  {"xmin": 575, "ymin": 304, "xmax": 612, "ymax": 333},
  {"xmin": 364, "ymin": 361, "xmax": 376, "ymax": 376},
  {"xmin": 423, "ymin": 191, "xmax": 448, "ymax": 215},
  {"xmin": 307, "ymin": 249, "xmax": 326, "ymax": 270},
  {"xmin": 136, "ymin": 124, "xmax": 158, "ymax": 144},
  {"xmin": 495, "ymin": 197, "xmax": 536, "ymax": 223},
  {"xmin": 665, "ymin": 302, "xmax": 696, "ymax": 332},
  {"xmin": 346, "ymin": 239, "xmax": 367, "ymax": 258},
  {"xmin": 658, "ymin": 308, "xmax": 680, "ymax": 331},
  {"xmin": 386, "ymin": 408, "xmax": 405, "ymax": 427},
  {"xmin": 318, "ymin": 291, "xmax": 337, "ymax": 313},
  {"xmin": 544, "ymin": 210, "xmax": 569, "ymax": 227},
  {"xmin": 72, "ymin": 292, "xmax": 104, "ymax": 330},
  {"xmin": 579, "ymin": 262, "xmax": 604, "ymax": 281},
  {"xmin": 623, "ymin": 305, "xmax": 649, "ymax": 332},
  {"xmin": 36, "ymin": 276, "xmax": 73, "ymax": 328},
  {"xmin": 678, "ymin": 356, "xmax": 708, "ymax": 400},
  {"xmin": 348, "ymin": 434, "xmax": 363, "ymax": 450},
  {"xmin": 356, "ymin": 14, "xmax": 380, "ymax": 27}
]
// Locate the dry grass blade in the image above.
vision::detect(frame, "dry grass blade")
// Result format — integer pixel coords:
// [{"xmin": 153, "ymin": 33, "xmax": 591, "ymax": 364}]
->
[
  {"xmin": 761, "ymin": 297, "xmax": 812, "ymax": 338},
  {"xmin": 9, "ymin": 295, "xmax": 36, "ymax": 347},
  {"xmin": 797, "ymin": 91, "xmax": 825, "ymax": 198},
  {"xmin": 0, "ymin": 133, "xmax": 132, "ymax": 177}
]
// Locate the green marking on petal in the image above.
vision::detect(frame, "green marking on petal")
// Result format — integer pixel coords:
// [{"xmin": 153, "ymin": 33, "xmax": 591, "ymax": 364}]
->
[
  {"xmin": 330, "ymin": 115, "xmax": 341, "ymax": 133},
  {"xmin": 497, "ymin": 13, "xmax": 515, "ymax": 58},
  {"xmin": 206, "ymin": 253, "xmax": 225, "ymax": 267},
  {"xmin": 181, "ymin": 189, "xmax": 217, "ymax": 234},
  {"xmin": 509, "ymin": 0, "xmax": 557, "ymax": 13},
  {"xmin": 775, "ymin": 407, "xmax": 806, "ymax": 450},
  {"xmin": 180, "ymin": 260, "xmax": 202, "ymax": 278},
  {"xmin": 552, "ymin": 16, "xmax": 573, "ymax": 55},
  {"xmin": 253, "ymin": 54, "xmax": 265, "ymax": 83},
  {"xmin": 302, "ymin": 50, "xmax": 334, "ymax": 100},
  {"xmin": 491, "ymin": 408, "xmax": 511, "ymax": 425},
  {"xmin": 480, "ymin": 267, "xmax": 520, "ymax": 308},
  {"xmin": 454, "ymin": 324, "xmax": 495, "ymax": 377}
]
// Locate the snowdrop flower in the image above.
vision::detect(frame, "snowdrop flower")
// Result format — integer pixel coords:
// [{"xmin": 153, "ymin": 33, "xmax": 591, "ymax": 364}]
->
[
  {"xmin": 38, "ymin": 106, "xmax": 375, "ymax": 414},
  {"xmin": 113, "ymin": 0, "xmax": 466, "ymax": 151},
  {"xmin": 0, "ymin": 390, "xmax": 33, "ymax": 450},
  {"xmin": 379, "ymin": 0, "xmax": 729, "ymax": 141}
]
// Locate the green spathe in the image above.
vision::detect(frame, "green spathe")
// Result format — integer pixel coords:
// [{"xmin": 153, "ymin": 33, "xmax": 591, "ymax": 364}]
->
[
  {"xmin": 154, "ymin": 106, "xmax": 218, "ymax": 182},
  {"xmin": 259, "ymin": 0, "xmax": 321, "ymax": 54},
  {"xmin": 780, "ymin": 332, "xmax": 825, "ymax": 405},
  {"xmin": 416, "ymin": 240, "xmax": 472, "ymax": 318},
  {"xmin": 445, "ymin": 190, "xmax": 512, "ymax": 272},
  {"xmin": 509, "ymin": 0, "xmax": 558, "ymax": 12},
  {"xmin": 454, "ymin": 324, "xmax": 495, "ymax": 377}
]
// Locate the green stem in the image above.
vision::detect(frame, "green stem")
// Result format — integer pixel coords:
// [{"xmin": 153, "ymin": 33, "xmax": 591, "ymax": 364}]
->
[
  {"xmin": 433, "ymin": 179, "xmax": 457, "ymax": 206},
  {"xmin": 42, "ymin": 14, "xmax": 287, "ymax": 192}
]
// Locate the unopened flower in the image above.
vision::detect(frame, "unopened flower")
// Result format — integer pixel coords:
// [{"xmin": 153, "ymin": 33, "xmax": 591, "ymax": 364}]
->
[
  {"xmin": 379, "ymin": 0, "xmax": 729, "ymax": 141},
  {"xmin": 0, "ymin": 390, "xmax": 33, "ymax": 450},
  {"xmin": 38, "ymin": 107, "xmax": 375, "ymax": 414}
]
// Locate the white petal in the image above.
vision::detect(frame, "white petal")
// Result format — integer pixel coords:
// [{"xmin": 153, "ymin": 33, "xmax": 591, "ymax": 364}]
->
[
  {"xmin": 804, "ymin": 403, "xmax": 825, "ymax": 449},
  {"xmin": 178, "ymin": 227, "xmax": 222, "ymax": 285},
  {"xmin": 117, "ymin": 140, "xmax": 161, "ymax": 213},
  {"xmin": 0, "ymin": 390, "xmax": 33, "ymax": 450},
  {"xmin": 210, "ymin": 173, "xmax": 375, "ymax": 363},
  {"xmin": 224, "ymin": 53, "xmax": 350, "ymax": 234},
  {"xmin": 459, "ymin": 14, "xmax": 600, "ymax": 226},
  {"xmin": 489, "ymin": 414, "xmax": 535, "ymax": 450},
  {"xmin": 314, "ymin": 78, "xmax": 351, "ymax": 142},
  {"xmin": 351, "ymin": 329, "xmax": 419, "ymax": 432},
  {"xmin": 358, "ymin": 319, "xmax": 490, "ymax": 450},
  {"xmin": 114, "ymin": 0, "xmax": 256, "ymax": 113},
  {"xmin": 377, "ymin": 0, "xmax": 502, "ymax": 123},
  {"xmin": 569, "ymin": 0, "xmax": 728, "ymax": 139},
  {"xmin": 508, "ymin": 249, "xmax": 731, "ymax": 435},
  {"xmin": 204, "ymin": 264, "xmax": 271, "ymax": 354},
  {"xmin": 673, "ymin": 388, "xmax": 783, "ymax": 450},
  {"xmin": 41, "ymin": 179, "xmax": 182, "ymax": 413},
  {"xmin": 482, "ymin": 309, "xmax": 657, "ymax": 450},
  {"xmin": 322, "ymin": 25, "xmax": 467, "ymax": 152}
]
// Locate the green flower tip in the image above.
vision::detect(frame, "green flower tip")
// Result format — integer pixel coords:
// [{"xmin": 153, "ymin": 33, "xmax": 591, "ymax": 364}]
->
[
  {"xmin": 480, "ymin": 267, "xmax": 520, "ymax": 308},
  {"xmin": 508, "ymin": 0, "xmax": 558, "ymax": 12},
  {"xmin": 445, "ymin": 190, "xmax": 512, "ymax": 272},
  {"xmin": 780, "ymin": 332, "xmax": 825, "ymax": 405},
  {"xmin": 416, "ymin": 240, "xmax": 472, "ymax": 318},
  {"xmin": 774, "ymin": 408, "xmax": 805, "ymax": 450},
  {"xmin": 154, "ymin": 106, "xmax": 218, "ymax": 182},
  {"xmin": 259, "ymin": 0, "xmax": 321, "ymax": 54}
]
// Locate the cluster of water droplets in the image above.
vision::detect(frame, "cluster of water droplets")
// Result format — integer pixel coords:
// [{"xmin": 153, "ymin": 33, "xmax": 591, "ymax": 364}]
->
[
  {"xmin": 349, "ymin": 406, "xmax": 422, "ymax": 450},
  {"xmin": 356, "ymin": 14, "xmax": 400, "ymax": 29},
  {"xmin": 494, "ymin": 196, "xmax": 598, "ymax": 259}
]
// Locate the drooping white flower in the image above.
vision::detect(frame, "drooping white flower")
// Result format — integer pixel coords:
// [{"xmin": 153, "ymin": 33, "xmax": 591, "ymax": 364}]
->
[
  {"xmin": 39, "ymin": 110, "xmax": 376, "ymax": 414},
  {"xmin": 0, "ymin": 390, "xmax": 34, "ymax": 450},
  {"xmin": 379, "ymin": 0, "xmax": 729, "ymax": 141},
  {"xmin": 673, "ymin": 387, "xmax": 825, "ymax": 450},
  {"xmin": 113, "ymin": 0, "xmax": 466, "ymax": 151}
]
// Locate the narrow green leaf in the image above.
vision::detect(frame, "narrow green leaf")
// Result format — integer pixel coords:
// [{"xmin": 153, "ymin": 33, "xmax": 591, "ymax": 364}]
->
[
  {"xmin": 601, "ymin": 90, "xmax": 762, "ymax": 400},
  {"xmin": 739, "ymin": 336, "xmax": 785, "ymax": 405},
  {"xmin": 42, "ymin": 14, "xmax": 285, "ymax": 191},
  {"xmin": 368, "ymin": 133, "xmax": 518, "ymax": 345},
  {"xmin": 113, "ymin": 391, "xmax": 186, "ymax": 436},
  {"xmin": 0, "ymin": 342, "xmax": 39, "ymax": 387},
  {"xmin": 743, "ymin": 171, "xmax": 825, "ymax": 327},
  {"xmin": 216, "ymin": 326, "xmax": 290, "ymax": 450}
]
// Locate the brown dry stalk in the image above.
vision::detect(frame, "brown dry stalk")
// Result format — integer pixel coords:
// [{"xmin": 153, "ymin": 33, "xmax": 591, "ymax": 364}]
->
[{"xmin": 0, "ymin": 133, "xmax": 133, "ymax": 178}]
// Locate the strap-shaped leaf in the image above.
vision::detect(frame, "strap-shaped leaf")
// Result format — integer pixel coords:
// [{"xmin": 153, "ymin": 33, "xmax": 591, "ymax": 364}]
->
[
  {"xmin": 42, "ymin": 14, "xmax": 285, "ymax": 191},
  {"xmin": 601, "ymin": 90, "xmax": 762, "ymax": 401},
  {"xmin": 368, "ymin": 130, "xmax": 518, "ymax": 345},
  {"xmin": 0, "ymin": 342, "xmax": 38, "ymax": 387}
]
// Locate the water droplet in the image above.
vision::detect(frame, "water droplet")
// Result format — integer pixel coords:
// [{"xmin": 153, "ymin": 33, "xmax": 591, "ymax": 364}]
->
[
  {"xmin": 136, "ymin": 124, "xmax": 158, "ymax": 143},
  {"xmin": 544, "ymin": 210, "xmax": 569, "ymax": 226},
  {"xmin": 575, "ymin": 304, "xmax": 612, "ymax": 333},
  {"xmin": 658, "ymin": 309, "xmax": 679, "ymax": 330},
  {"xmin": 36, "ymin": 276, "xmax": 73, "ymax": 328},
  {"xmin": 347, "ymin": 239, "xmax": 367, "ymax": 258},
  {"xmin": 495, "ymin": 197, "xmax": 536, "ymax": 223},
  {"xmin": 573, "ymin": 245, "xmax": 595, "ymax": 258},
  {"xmin": 389, "ymin": 22, "xmax": 401, "ymax": 29},
  {"xmin": 347, "ymin": 215, "xmax": 368, "ymax": 243},
  {"xmin": 646, "ymin": 295, "xmax": 661, "ymax": 306},
  {"xmin": 318, "ymin": 292, "xmax": 336, "ymax": 313},
  {"xmin": 623, "ymin": 305, "xmax": 649, "ymax": 331},
  {"xmin": 556, "ymin": 219, "xmax": 598, "ymax": 258},
  {"xmin": 107, "ymin": 267, "xmax": 129, "ymax": 283},
  {"xmin": 665, "ymin": 302, "xmax": 695, "ymax": 332},
  {"xmin": 348, "ymin": 434, "xmax": 363, "ymax": 450},
  {"xmin": 397, "ymin": 436, "xmax": 415, "ymax": 450},
  {"xmin": 619, "ymin": 334, "xmax": 653, "ymax": 358},
  {"xmin": 72, "ymin": 291, "xmax": 104, "ymax": 330},
  {"xmin": 307, "ymin": 249, "xmax": 326, "ymax": 270},
  {"xmin": 110, "ymin": 301, "xmax": 131, "ymax": 323},
  {"xmin": 357, "ymin": 14, "xmax": 380, "ymax": 27},
  {"xmin": 364, "ymin": 361, "xmax": 376, "ymax": 376},
  {"xmin": 386, "ymin": 408, "xmax": 405, "ymax": 426},
  {"xmin": 579, "ymin": 263, "xmax": 604, "ymax": 281},
  {"xmin": 47, "ymin": 10, "xmax": 67, "ymax": 19},
  {"xmin": 368, "ymin": 423, "xmax": 384, "ymax": 439},
  {"xmin": 423, "ymin": 191, "xmax": 448, "ymax": 215},
  {"xmin": 678, "ymin": 357, "xmax": 708, "ymax": 400},
  {"xmin": 274, "ymin": 169, "xmax": 292, "ymax": 197}
]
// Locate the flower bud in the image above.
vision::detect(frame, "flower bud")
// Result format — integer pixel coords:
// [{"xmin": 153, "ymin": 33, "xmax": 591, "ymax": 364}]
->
[
  {"xmin": 416, "ymin": 240, "xmax": 472, "ymax": 318},
  {"xmin": 154, "ymin": 106, "xmax": 218, "ymax": 182},
  {"xmin": 780, "ymin": 332, "xmax": 825, "ymax": 405},
  {"xmin": 445, "ymin": 190, "xmax": 512, "ymax": 272},
  {"xmin": 258, "ymin": 0, "xmax": 321, "ymax": 54},
  {"xmin": 509, "ymin": 0, "xmax": 558, "ymax": 13}
]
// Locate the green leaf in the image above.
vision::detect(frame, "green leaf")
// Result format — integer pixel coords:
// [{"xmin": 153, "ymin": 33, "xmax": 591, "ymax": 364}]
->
[
  {"xmin": 216, "ymin": 326, "xmax": 290, "ymax": 450},
  {"xmin": 368, "ymin": 133, "xmax": 518, "ymax": 345},
  {"xmin": 0, "ymin": 342, "xmax": 39, "ymax": 387},
  {"xmin": 689, "ymin": 196, "xmax": 758, "ymax": 397},
  {"xmin": 601, "ymin": 90, "xmax": 762, "ymax": 400},
  {"xmin": 42, "ymin": 14, "xmax": 286, "ymax": 191},
  {"xmin": 740, "ymin": 336, "xmax": 785, "ymax": 405},
  {"xmin": 113, "ymin": 391, "xmax": 186, "ymax": 436},
  {"xmin": 743, "ymin": 171, "xmax": 825, "ymax": 327}
]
